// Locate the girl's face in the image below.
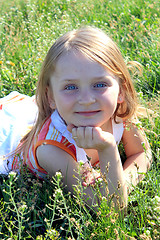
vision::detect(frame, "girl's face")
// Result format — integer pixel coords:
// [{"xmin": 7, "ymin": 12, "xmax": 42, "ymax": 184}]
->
[{"xmin": 49, "ymin": 51, "xmax": 124, "ymax": 128}]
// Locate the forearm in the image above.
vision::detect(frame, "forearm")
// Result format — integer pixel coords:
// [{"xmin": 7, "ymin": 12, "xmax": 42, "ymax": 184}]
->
[
  {"xmin": 123, "ymin": 150, "xmax": 152, "ymax": 190},
  {"xmin": 98, "ymin": 143, "xmax": 127, "ymax": 205}
]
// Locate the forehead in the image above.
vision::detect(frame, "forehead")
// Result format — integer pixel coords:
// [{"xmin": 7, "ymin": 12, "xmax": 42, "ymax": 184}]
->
[{"xmin": 53, "ymin": 50, "xmax": 115, "ymax": 80}]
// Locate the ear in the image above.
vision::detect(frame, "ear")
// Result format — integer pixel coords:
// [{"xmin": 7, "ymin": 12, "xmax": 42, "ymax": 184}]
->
[
  {"xmin": 117, "ymin": 87, "xmax": 125, "ymax": 104},
  {"xmin": 46, "ymin": 86, "xmax": 55, "ymax": 109}
]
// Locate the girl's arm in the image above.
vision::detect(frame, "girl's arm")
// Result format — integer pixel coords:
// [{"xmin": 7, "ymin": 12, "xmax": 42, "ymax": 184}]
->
[
  {"xmin": 36, "ymin": 128, "xmax": 128, "ymax": 207},
  {"xmin": 37, "ymin": 144, "xmax": 105, "ymax": 208},
  {"xmin": 36, "ymin": 124, "xmax": 151, "ymax": 208},
  {"xmin": 71, "ymin": 126, "xmax": 128, "ymax": 205},
  {"xmin": 122, "ymin": 123, "xmax": 152, "ymax": 191},
  {"xmin": 37, "ymin": 144, "xmax": 81, "ymax": 189}
]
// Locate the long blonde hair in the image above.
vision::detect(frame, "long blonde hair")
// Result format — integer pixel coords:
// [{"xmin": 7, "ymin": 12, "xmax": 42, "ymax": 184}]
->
[{"xmin": 19, "ymin": 26, "xmax": 138, "ymax": 158}]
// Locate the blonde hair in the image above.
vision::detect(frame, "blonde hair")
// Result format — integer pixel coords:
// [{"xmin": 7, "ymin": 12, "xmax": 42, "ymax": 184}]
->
[{"xmin": 19, "ymin": 26, "xmax": 138, "ymax": 158}]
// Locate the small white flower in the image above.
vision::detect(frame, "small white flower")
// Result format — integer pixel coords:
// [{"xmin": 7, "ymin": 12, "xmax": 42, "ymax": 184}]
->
[
  {"xmin": 154, "ymin": 206, "xmax": 160, "ymax": 212},
  {"xmin": 79, "ymin": 160, "xmax": 84, "ymax": 166},
  {"xmin": 55, "ymin": 171, "xmax": 62, "ymax": 178},
  {"xmin": 146, "ymin": 230, "xmax": 151, "ymax": 236},
  {"xmin": 151, "ymin": 196, "xmax": 160, "ymax": 212},
  {"xmin": 102, "ymin": 196, "xmax": 107, "ymax": 201},
  {"xmin": 8, "ymin": 171, "xmax": 17, "ymax": 178},
  {"xmin": 154, "ymin": 196, "xmax": 160, "ymax": 203},
  {"xmin": 151, "ymin": 196, "xmax": 160, "ymax": 205},
  {"xmin": 55, "ymin": 189, "xmax": 62, "ymax": 195}
]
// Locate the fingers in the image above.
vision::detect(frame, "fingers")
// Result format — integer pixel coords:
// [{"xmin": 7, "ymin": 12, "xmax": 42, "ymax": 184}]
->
[
  {"xmin": 72, "ymin": 126, "xmax": 95, "ymax": 148},
  {"xmin": 70, "ymin": 125, "xmax": 115, "ymax": 150},
  {"xmin": 72, "ymin": 126, "xmax": 93, "ymax": 139}
]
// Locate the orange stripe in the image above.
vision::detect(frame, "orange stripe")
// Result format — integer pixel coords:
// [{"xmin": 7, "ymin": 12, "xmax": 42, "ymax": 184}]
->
[
  {"xmin": 0, "ymin": 94, "xmax": 22, "ymax": 104},
  {"xmin": 33, "ymin": 140, "xmax": 77, "ymax": 171}
]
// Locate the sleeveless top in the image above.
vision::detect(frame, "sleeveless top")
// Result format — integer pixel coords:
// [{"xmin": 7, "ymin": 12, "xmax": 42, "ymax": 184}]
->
[{"xmin": 12, "ymin": 110, "xmax": 124, "ymax": 179}]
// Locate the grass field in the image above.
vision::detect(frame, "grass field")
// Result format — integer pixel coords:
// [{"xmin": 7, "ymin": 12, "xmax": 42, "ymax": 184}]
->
[{"xmin": 0, "ymin": 0, "xmax": 159, "ymax": 239}]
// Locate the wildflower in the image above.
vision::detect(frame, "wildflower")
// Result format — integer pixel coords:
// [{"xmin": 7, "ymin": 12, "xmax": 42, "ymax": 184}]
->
[
  {"xmin": 18, "ymin": 202, "xmax": 28, "ymax": 213},
  {"xmin": 117, "ymin": 180, "xmax": 121, "ymax": 190},
  {"xmin": 109, "ymin": 192, "xmax": 115, "ymax": 201},
  {"xmin": 111, "ymin": 219, "xmax": 116, "ymax": 224},
  {"xmin": 146, "ymin": 230, "xmax": 151, "ymax": 236},
  {"xmin": 36, "ymin": 58, "xmax": 42, "ymax": 61},
  {"xmin": 106, "ymin": 185, "xmax": 109, "ymax": 195},
  {"xmin": 114, "ymin": 228, "xmax": 119, "ymax": 239},
  {"xmin": 46, "ymin": 229, "xmax": 59, "ymax": 238},
  {"xmin": 134, "ymin": 162, "xmax": 139, "ymax": 170},
  {"xmin": 154, "ymin": 206, "xmax": 160, "ymax": 212},
  {"xmin": 55, "ymin": 171, "xmax": 62, "ymax": 179},
  {"xmin": 55, "ymin": 188, "xmax": 62, "ymax": 195},
  {"xmin": 152, "ymin": 196, "xmax": 160, "ymax": 204},
  {"xmin": 97, "ymin": 211, "xmax": 101, "ymax": 216},
  {"xmin": 139, "ymin": 232, "xmax": 152, "ymax": 240},
  {"xmin": 153, "ymin": 229, "xmax": 158, "ymax": 236},
  {"xmin": 70, "ymin": 217, "xmax": 76, "ymax": 222},
  {"xmin": 85, "ymin": 221, "xmax": 90, "ymax": 227},
  {"xmin": 0, "ymin": 61, "xmax": 2, "ymax": 64},
  {"xmin": 102, "ymin": 196, "xmax": 107, "ymax": 201},
  {"xmin": 36, "ymin": 236, "xmax": 43, "ymax": 240},
  {"xmin": 105, "ymin": 226, "xmax": 110, "ymax": 234},
  {"xmin": 21, "ymin": 187, "xmax": 27, "ymax": 193},
  {"xmin": 91, "ymin": 233, "xmax": 95, "ymax": 238},
  {"xmin": 8, "ymin": 171, "xmax": 17, "ymax": 179},
  {"xmin": 6, "ymin": 60, "xmax": 15, "ymax": 66},
  {"xmin": 79, "ymin": 160, "xmax": 84, "ymax": 166},
  {"xmin": 96, "ymin": 177, "xmax": 103, "ymax": 184},
  {"xmin": 37, "ymin": 182, "xmax": 43, "ymax": 188},
  {"xmin": 106, "ymin": 162, "xmax": 110, "ymax": 173}
]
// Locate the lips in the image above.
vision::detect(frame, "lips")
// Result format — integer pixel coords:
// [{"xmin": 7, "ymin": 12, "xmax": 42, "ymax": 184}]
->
[{"xmin": 75, "ymin": 110, "xmax": 101, "ymax": 116}]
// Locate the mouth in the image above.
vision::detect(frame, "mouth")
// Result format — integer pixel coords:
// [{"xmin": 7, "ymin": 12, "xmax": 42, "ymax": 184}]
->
[{"xmin": 75, "ymin": 110, "xmax": 101, "ymax": 117}]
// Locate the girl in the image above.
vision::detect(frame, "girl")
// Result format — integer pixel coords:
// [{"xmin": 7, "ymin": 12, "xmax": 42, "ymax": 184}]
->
[{"xmin": 0, "ymin": 26, "xmax": 152, "ymax": 207}]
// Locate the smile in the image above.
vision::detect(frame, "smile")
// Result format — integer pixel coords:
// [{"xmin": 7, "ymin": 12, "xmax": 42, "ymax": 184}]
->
[{"xmin": 75, "ymin": 110, "xmax": 101, "ymax": 117}]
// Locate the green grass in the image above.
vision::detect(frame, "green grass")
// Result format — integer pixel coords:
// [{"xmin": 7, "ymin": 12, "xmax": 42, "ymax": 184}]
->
[{"xmin": 0, "ymin": 0, "xmax": 160, "ymax": 239}]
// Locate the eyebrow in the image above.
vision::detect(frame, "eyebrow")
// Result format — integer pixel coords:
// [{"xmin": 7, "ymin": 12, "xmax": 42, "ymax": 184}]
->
[{"xmin": 60, "ymin": 75, "xmax": 114, "ymax": 82}]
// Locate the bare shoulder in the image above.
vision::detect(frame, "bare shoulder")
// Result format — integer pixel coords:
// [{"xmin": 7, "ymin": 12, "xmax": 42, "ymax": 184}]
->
[
  {"xmin": 122, "ymin": 122, "xmax": 150, "ymax": 158},
  {"xmin": 36, "ymin": 144, "xmax": 78, "ymax": 183}
]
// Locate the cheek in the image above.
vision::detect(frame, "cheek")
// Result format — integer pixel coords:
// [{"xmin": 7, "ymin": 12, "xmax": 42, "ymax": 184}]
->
[
  {"xmin": 109, "ymin": 85, "xmax": 120, "ymax": 101},
  {"xmin": 54, "ymin": 93, "xmax": 75, "ymax": 111},
  {"xmin": 102, "ymin": 89, "xmax": 119, "ymax": 103}
]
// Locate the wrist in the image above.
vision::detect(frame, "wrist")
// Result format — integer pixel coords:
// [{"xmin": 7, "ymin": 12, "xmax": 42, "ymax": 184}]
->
[
  {"xmin": 98, "ymin": 141, "xmax": 120, "ymax": 167},
  {"xmin": 98, "ymin": 134, "xmax": 117, "ymax": 152}
]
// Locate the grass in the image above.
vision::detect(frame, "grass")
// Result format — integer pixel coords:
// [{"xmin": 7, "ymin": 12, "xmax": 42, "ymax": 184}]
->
[{"xmin": 0, "ymin": 0, "xmax": 159, "ymax": 239}]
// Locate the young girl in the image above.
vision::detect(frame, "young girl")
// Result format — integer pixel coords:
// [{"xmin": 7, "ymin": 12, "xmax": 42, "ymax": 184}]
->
[{"xmin": 0, "ymin": 26, "xmax": 152, "ymax": 207}]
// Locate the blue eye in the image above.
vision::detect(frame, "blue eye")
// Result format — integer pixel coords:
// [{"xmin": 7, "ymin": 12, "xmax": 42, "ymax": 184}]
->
[
  {"xmin": 94, "ymin": 83, "xmax": 107, "ymax": 88},
  {"xmin": 65, "ymin": 85, "xmax": 78, "ymax": 90}
]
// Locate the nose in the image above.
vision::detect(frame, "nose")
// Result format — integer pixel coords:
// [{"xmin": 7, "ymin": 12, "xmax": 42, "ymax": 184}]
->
[{"xmin": 78, "ymin": 89, "xmax": 96, "ymax": 105}]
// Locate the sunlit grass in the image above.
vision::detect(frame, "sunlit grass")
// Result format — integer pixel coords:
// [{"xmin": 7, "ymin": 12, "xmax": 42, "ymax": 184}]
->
[{"xmin": 0, "ymin": 0, "xmax": 159, "ymax": 239}]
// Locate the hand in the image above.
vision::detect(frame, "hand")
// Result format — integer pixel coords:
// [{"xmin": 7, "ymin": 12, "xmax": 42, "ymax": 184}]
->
[{"xmin": 67, "ymin": 124, "xmax": 116, "ymax": 151}]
